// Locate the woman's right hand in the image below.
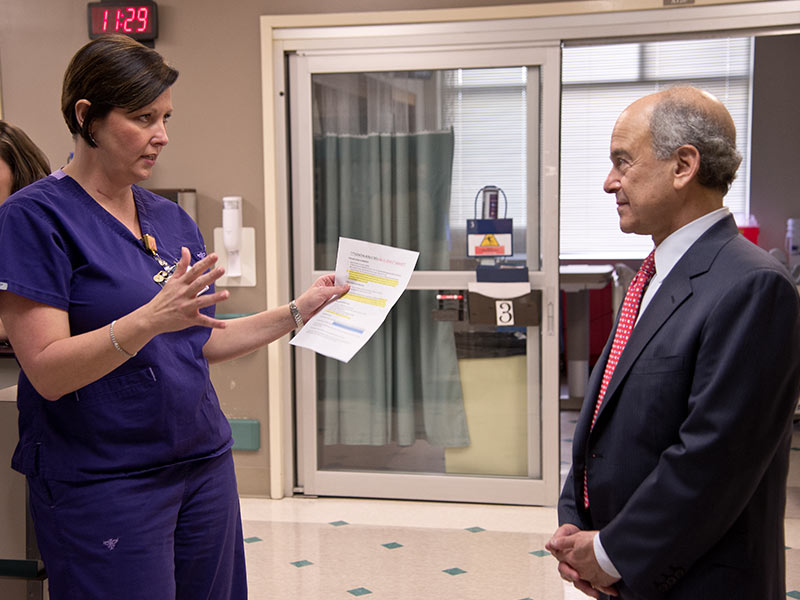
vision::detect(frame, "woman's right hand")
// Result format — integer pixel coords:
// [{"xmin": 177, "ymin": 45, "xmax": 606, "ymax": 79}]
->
[
  {"xmin": 140, "ymin": 247, "xmax": 230, "ymax": 335},
  {"xmin": 0, "ymin": 247, "xmax": 232, "ymax": 400}
]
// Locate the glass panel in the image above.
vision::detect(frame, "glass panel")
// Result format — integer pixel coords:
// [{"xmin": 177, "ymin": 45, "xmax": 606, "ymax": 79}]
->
[
  {"xmin": 642, "ymin": 38, "xmax": 751, "ymax": 80},
  {"xmin": 316, "ymin": 289, "xmax": 541, "ymax": 479},
  {"xmin": 311, "ymin": 68, "xmax": 532, "ymax": 272},
  {"xmin": 561, "ymin": 44, "xmax": 641, "ymax": 84},
  {"xmin": 560, "ymin": 37, "xmax": 752, "ymax": 259}
]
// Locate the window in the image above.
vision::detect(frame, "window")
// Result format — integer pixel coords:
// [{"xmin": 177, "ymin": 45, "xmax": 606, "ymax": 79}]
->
[
  {"xmin": 441, "ymin": 38, "xmax": 753, "ymax": 261},
  {"xmin": 560, "ymin": 37, "xmax": 753, "ymax": 259},
  {"xmin": 443, "ymin": 67, "xmax": 528, "ymax": 229}
]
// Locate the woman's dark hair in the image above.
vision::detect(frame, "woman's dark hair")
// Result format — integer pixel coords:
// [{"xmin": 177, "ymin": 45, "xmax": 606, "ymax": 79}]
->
[
  {"xmin": 0, "ymin": 120, "xmax": 51, "ymax": 195},
  {"xmin": 61, "ymin": 34, "xmax": 179, "ymax": 148}
]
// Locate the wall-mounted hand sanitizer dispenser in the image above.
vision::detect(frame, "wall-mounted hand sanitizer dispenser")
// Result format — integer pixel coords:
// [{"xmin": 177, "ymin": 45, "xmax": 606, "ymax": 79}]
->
[
  {"xmin": 222, "ymin": 196, "xmax": 243, "ymax": 277},
  {"xmin": 214, "ymin": 196, "xmax": 256, "ymax": 287}
]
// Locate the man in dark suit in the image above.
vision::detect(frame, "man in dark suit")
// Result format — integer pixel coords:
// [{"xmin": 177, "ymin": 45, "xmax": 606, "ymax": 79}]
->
[{"xmin": 547, "ymin": 87, "xmax": 800, "ymax": 599}]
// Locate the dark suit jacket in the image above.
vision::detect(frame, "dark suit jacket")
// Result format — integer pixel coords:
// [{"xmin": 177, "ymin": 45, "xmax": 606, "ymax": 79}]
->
[{"xmin": 559, "ymin": 215, "xmax": 800, "ymax": 599}]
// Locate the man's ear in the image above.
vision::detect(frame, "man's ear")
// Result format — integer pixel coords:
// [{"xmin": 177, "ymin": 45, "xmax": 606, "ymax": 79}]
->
[
  {"xmin": 673, "ymin": 144, "xmax": 700, "ymax": 190},
  {"xmin": 74, "ymin": 99, "xmax": 91, "ymax": 129}
]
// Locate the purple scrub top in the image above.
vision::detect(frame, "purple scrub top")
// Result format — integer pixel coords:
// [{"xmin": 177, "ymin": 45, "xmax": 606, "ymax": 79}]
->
[{"xmin": 0, "ymin": 170, "xmax": 232, "ymax": 481}]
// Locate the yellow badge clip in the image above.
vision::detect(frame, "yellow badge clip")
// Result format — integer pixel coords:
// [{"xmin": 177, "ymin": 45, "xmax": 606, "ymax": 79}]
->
[{"xmin": 142, "ymin": 234, "xmax": 158, "ymax": 255}]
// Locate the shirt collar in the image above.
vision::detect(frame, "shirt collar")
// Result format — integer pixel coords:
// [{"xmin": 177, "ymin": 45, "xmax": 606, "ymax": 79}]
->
[{"xmin": 653, "ymin": 207, "xmax": 730, "ymax": 282}]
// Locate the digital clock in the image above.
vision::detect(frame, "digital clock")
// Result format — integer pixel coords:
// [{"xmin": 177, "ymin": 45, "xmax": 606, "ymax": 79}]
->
[{"xmin": 87, "ymin": 2, "xmax": 158, "ymax": 43}]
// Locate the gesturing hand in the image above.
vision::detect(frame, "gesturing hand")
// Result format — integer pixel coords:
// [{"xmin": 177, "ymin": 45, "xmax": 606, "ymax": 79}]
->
[{"xmin": 143, "ymin": 247, "xmax": 230, "ymax": 334}]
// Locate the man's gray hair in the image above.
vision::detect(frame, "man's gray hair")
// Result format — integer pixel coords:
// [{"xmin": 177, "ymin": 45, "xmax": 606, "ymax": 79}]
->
[{"xmin": 649, "ymin": 95, "xmax": 742, "ymax": 194}]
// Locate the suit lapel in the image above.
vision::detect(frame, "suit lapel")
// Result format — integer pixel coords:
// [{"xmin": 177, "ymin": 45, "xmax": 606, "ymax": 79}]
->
[{"xmin": 589, "ymin": 215, "xmax": 739, "ymax": 431}]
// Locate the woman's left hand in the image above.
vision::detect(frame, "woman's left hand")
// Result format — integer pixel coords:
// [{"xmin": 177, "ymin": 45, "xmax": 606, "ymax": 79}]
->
[
  {"xmin": 294, "ymin": 274, "xmax": 350, "ymax": 323},
  {"xmin": 139, "ymin": 247, "xmax": 229, "ymax": 335}
]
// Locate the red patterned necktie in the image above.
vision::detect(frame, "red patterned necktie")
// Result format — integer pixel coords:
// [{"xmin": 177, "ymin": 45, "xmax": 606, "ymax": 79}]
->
[{"xmin": 583, "ymin": 250, "xmax": 656, "ymax": 509}]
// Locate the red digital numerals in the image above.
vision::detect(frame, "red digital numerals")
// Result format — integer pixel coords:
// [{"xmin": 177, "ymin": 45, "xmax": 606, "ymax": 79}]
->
[{"xmin": 100, "ymin": 7, "xmax": 150, "ymax": 33}]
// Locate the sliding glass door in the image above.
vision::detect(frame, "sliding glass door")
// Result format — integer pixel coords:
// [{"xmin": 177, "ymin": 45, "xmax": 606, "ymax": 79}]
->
[{"xmin": 288, "ymin": 45, "xmax": 561, "ymax": 505}]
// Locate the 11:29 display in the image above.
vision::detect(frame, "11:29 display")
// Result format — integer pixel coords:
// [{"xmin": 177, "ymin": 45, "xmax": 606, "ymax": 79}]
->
[{"xmin": 87, "ymin": 2, "xmax": 158, "ymax": 42}]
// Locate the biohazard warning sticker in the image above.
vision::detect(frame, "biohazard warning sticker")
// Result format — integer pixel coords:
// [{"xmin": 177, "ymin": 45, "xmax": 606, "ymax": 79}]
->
[
  {"xmin": 481, "ymin": 234, "xmax": 499, "ymax": 247},
  {"xmin": 466, "ymin": 219, "xmax": 513, "ymax": 258},
  {"xmin": 473, "ymin": 233, "xmax": 507, "ymax": 255}
]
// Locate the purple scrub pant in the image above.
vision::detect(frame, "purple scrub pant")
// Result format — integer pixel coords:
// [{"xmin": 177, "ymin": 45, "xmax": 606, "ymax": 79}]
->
[{"xmin": 27, "ymin": 450, "xmax": 247, "ymax": 599}]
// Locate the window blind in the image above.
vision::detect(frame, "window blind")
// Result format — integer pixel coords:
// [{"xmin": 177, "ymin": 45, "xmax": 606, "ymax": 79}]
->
[
  {"xmin": 444, "ymin": 68, "xmax": 528, "ymax": 227},
  {"xmin": 560, "ymin": 37, "xmax": 753, "ymax": 259}
]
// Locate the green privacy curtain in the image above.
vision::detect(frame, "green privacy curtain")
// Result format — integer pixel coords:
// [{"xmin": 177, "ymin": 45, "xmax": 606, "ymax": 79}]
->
[{"xmin": 315, "ymin": 130, "xmax": 469, "ymax": 448}]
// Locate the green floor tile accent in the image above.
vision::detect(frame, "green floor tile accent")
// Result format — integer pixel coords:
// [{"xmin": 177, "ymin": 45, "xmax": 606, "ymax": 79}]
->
[
  {"xmin": 290, "ymin": 560, "xmax": 313, "ymax": 568},
  {"xmin": 243, "ymin": 536, "xmax": 262, "ymax": 543},
  {"xmin": 382, "ymin": 542, "xmax": 403, "ymax": 549},
  {"xmin": 465, "ymin": 526, "xmax": 485, "ymax": 533},
  {"xmin": 329, "ymin": 520, "xmax": 349, "ymax": 526},
  {"xmin": 529, "ymin": 549, "xmax": 550, "ymax": 557},
  {"xmin": 443, "ymin": 567, "xmax": 467, "ymax": 576},
  {"xmin": 787, "ymin": 591, "xmax": 800, "ymax": 599},
  {"xmin": 347, "ymin": 587, "xmax": 372, "ymax": 596}
]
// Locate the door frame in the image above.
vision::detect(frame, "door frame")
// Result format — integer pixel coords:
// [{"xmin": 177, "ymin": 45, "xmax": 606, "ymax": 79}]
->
[
  {"xmin": 260, "ymin": 0, "xmax": 800, "ymax": 500},
  {"xmin": 288, "ymin": 46, "xmax": 561, "ymax": 505}
]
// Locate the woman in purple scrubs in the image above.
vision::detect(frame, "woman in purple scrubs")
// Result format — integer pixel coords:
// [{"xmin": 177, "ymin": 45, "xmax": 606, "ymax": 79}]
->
[
  {"xmin": 0, "ymin": 35, "xmax": 347, "ymax": 599},
  {"xmin": 0, "ymin": 120, "xmax": 50, "ymax": 342}
]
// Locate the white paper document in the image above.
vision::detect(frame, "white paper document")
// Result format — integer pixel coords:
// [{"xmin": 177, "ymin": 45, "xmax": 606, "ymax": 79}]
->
[{"xmin": 289, "ymin": 237, "xmax": 419, "ymax": 363}]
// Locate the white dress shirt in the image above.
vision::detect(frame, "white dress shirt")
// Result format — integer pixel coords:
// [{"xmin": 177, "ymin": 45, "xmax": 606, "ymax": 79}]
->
[{"xmin": 593, "ymin": 207, "xmax": 732, "ymax": 579}]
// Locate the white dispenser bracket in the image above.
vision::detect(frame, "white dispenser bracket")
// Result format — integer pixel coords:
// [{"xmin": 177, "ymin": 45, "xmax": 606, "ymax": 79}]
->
[{"xmin": 213, "ymin": 227, "xmax": 256, "ymax": 287}]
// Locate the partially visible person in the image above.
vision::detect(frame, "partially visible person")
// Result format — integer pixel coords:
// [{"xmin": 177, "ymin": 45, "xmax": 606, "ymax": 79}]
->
[
  {"xmin": 547, "ymin": 87, "xmax": 800, "ymax": 599},
  {"xmin": 0, "ymin": 120, "xmax": 50, "ymax": 341},
  {"xmin": 0, "ymin": 120, "xmax": 50, "ymax": 202},
  {"xmin": 0, "ymin": 35, "xmax": 347, "ymax": 599}
]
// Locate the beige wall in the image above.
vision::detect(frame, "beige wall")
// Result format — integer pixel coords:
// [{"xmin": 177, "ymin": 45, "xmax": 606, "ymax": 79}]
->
[
  {"xmin": 1, "ymin": 0, "xmax": 277, "ymax": 495},
  {"xmin": 0, "ymin": 0, "xmax": 573, "ymax": 497},
  {"xmin": 1, "ymin": 0, "xmax": 797, "ymax": 496}
]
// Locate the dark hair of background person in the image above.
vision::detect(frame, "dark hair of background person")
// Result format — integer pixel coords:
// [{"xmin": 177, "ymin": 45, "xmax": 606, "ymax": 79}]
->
[
  {"xmin": 0, "ymin": 120, "xmax": 51, "ymax": 195},
  {"xmin": 61, "ymin": 34, "xmax": 179, "ymax": 148}
]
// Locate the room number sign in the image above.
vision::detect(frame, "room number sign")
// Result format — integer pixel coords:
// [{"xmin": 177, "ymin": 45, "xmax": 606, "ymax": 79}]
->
[{"xmin": 495, "ymin": 300, "xmax": 515, "ymax": 326}]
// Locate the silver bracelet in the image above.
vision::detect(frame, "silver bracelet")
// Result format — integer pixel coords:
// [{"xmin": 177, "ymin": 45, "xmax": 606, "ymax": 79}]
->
[
  {"xmin": 109, "ymin": 320, "xmax": 137, "ymax": 358},
  {"xmin": 289, "ymin": 300, "xmax": 304, "ymax": 329}
]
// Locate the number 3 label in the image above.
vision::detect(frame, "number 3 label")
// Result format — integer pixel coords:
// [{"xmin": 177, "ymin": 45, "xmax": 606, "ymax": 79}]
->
[{"xmin": 495, "ymin": 300, "xmax": 515, "ymax": 326}]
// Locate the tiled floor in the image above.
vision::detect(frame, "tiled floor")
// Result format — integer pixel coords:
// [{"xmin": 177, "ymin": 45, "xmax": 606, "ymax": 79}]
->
[
  {"xmin": 239, "ymin": 411, "xmax": 800, "ymax": 599},
  {"xmin": 240, "ymin": 498, "xmax": 567, "ymax": 599}
]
